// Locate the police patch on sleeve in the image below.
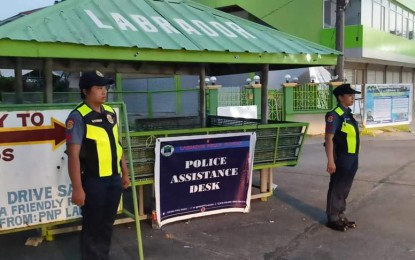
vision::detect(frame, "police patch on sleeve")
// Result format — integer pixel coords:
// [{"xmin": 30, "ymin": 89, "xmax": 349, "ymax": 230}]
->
[
  {"xmin": 66, "ymin": 118, "xmax": 75, "ymax": 130},
  {"xmin": 325, "ymin": 112, "xmax": 338, "ymax": 134},
  {"xmin": 107, "ymin": 114, "xmax": 114, "ymax": 124}
]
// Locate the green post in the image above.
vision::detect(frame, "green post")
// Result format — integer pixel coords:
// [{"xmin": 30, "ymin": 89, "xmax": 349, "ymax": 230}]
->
[
  {"xmin": 147, "ymin": 92, "xmax": 153, "ymax": 118},
  {"xmin": 282, "ymin": 83, "xmax": 295, "ymax": 121},
  {"xmin": 174, "ymin": 75, "xmax": 182, "ymax": 115},
  {"xmin": 206, "ymin": 85, "xmax": 221, "ymax": 115},
  {"xmin": 120, "ymin": 103, "xmax": 144, "ymax": 260}
]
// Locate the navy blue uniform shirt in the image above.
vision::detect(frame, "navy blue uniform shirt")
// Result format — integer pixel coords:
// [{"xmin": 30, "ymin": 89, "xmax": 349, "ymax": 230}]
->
[{"xmin": 325, "ymin": 105, "xmax": 353, "ymax": 134}]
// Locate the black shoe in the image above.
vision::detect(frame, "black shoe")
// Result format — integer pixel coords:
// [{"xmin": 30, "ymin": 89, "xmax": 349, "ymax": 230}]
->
[
  {"xmin": 326, "ymin": 220, "xmax": 348, "ymax": 231},
  {"xmin": 341, "ymin": 218, "xmax": 356, "ymax": 228}
]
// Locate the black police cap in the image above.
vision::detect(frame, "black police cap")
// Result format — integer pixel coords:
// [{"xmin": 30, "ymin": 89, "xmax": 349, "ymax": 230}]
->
[
  {"xmin": 79, "ymin": 71, "xmax": 114, "ymax": 89},
  {"xmin": 332, "ymin": 83, "xmax": 361, "ymax": 97}
]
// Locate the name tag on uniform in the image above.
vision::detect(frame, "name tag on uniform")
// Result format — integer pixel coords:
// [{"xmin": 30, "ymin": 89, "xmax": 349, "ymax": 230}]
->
[{"xmin": 91, "ymin": 119, "xmax": 103, "ymax": 123}]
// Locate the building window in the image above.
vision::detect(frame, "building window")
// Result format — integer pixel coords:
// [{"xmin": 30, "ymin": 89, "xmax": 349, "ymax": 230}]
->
[
  {"xmin": 324, "ymin": 0, "xmax": 336, "ymax": 28},
  {"xmin": 402, "ymin": 10, "xmax": 409, "ymax": 37},
  {"xmin": 408, "ymin": 14, "xmax": 414, "ymax": 39},
  {"xmin": 389, "ymin": 2, "xmax": 397, "ymax": 34},
  {"xmin": 372, "ymin": 2, "xmax": 384, "ymax": 30},
  {"xmin": 396, "ymin": 6, "xmax": 403, "ymax": 36},
  {"xmin": 365, "ymin": 0, "xmax": 415, "ymax": 39}
]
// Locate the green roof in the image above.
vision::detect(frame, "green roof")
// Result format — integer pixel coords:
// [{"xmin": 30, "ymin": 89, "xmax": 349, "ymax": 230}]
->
[{"xmin": 0, "ymin": 0, "xmax": 339, "ymax": 70}]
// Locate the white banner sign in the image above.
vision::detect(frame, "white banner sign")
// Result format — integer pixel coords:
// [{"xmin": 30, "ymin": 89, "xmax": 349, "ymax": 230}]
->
[{"xmin": 0, "ymin": 109, "xmax": 79, "ymax": 231}]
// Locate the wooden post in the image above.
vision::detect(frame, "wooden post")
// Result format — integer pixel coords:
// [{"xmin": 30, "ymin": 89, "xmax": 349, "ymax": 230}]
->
[
  {"xmin": 44, "ymin": 58, "xmax": 53, "ymax": 103},
  {"xmin": 199, "ymin": 64, "xmax": 206, "ymax": 127},
  {"xmin": 260, "ymin": 168, "xmax": 270, "ymax": 198},
  {"xmin": 138, "ymin": 186, "xmax": 144, "ymax": 216},
  {"xmin": 14, "ymin": 58, "xmax": 23, "ymax": 104}
]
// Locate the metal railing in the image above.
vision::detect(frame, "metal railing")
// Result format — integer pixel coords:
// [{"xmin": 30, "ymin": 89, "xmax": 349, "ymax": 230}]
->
[{"xmin": 1, "ymin": 84, "xmax": 329, "ymax": 123}]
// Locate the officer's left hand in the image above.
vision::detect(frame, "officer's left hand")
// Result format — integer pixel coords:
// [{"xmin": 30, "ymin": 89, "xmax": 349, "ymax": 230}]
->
[
  {"xmin": 122, "ymin": 174, "xmax": 131, "ymax": 189},
  {"xmin": 326, "ymin": 161, "xmax": 336, "ymax": 174}
]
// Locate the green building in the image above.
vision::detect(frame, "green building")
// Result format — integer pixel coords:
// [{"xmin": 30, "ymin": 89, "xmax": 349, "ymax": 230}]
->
[{"xmin": 193, "ymin": 0, "xmax": 415, "ymax": 85}]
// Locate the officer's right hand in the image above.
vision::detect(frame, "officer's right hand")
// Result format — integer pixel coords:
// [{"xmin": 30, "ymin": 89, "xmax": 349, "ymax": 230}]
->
[
  {"xmin": 72, "ymin": 187, "xmax": 86, "ymax": 207},
  {"xmin": 326, "ymin": 161, "xmax": 336, "ymax": 174}
]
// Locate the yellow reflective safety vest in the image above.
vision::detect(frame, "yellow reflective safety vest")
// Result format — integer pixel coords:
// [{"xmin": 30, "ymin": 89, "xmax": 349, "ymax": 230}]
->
[
  {"xmin": 76, "ymin": 103, "xmax": 123, "ymax": 177},
  {"xmin": 332, "ymin": 106, "xmax": 360, "ymax": 154}
]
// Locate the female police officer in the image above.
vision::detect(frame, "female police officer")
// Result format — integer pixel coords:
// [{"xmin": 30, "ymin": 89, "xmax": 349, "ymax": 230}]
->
[
  {"xmin": 325, "ymin": 83, "xmax": 360, "ymax": 231},
  {"xmin": 65, "ymin": 71, "xmax": 130, "ymax": 259}
]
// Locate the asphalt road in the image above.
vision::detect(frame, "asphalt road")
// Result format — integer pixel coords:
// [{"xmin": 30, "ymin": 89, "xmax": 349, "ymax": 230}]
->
[{"xmin": 2, "ymin": 129, "xmax": 415, "ymax": 260}]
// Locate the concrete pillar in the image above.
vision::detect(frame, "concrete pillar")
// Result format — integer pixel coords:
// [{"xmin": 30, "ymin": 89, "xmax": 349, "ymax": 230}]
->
[
  {"xmin": 14, "ymin": 58, "xmax": 23, "ymax": 104},
  {"xmin": 199, "ymin": 65, "xmax": 206, "ymax": 127},
  {"xmin": 261, "ymin": 64, "xmax": 269, "ymax": 124},
  {"xmin": 44, "ymin": 58, "xmax": 53, "ymax": 103}
]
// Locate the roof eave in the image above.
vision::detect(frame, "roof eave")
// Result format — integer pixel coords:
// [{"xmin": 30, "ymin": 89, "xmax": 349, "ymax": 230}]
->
[{"xmin": 0, "ymin": 39, "xmax": 338, "ymax": 66}]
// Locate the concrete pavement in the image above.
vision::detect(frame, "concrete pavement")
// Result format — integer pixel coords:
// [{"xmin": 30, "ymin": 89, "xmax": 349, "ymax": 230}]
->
[{"xmin": 1, "ymin": 130, "xmax": 415, "ymax": 260}]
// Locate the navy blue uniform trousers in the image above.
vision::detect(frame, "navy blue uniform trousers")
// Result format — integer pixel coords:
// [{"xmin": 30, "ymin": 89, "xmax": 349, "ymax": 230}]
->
[
  {"xmin": 326, "ymin": 152, "xmax": 358, "ymax": 221},
  {"xmin": 81, "ymin": 174, "xmax": 122, "ymax": 260}
]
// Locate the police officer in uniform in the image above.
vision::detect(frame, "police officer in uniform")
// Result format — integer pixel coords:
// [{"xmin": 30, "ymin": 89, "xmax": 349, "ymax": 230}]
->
[
  {"xmin": 65, "ymin": 71, "xmax": 130, "ymax": 259},
  {"xmin": 325, "ymin": 83, "xmax": 360, "ymax": 231}
]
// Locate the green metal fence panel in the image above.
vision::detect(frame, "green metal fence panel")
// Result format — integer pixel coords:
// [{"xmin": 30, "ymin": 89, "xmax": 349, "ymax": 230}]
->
[
  {"xmin": 217, "ymin": 86, "xmax": 254, "ymax": 106},
  {"xmin": 213, "ymin": 87, "xmax": 283, "ymax": 121},
  {"xmin": 268, "ymin": 89, "xmax": 284, "ymax": 121},
  {"xmin": 122, "ymin": 117, "xmax": 308, "ymax": 180},
  {"xmin": 293, "ymin": 83, "xmax": 331, "ymax": 111}
]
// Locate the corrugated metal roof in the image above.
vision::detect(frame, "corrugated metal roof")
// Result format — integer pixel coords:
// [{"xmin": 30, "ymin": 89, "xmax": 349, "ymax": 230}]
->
[{"xmin": 0, "ymin": 0, "xmax": 339, "ymax": 55}]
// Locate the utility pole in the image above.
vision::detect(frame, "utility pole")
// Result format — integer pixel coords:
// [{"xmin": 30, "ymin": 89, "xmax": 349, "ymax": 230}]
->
[{"xmin": 335, "ymin": 0, "xmax": 348, "ymax": 81}]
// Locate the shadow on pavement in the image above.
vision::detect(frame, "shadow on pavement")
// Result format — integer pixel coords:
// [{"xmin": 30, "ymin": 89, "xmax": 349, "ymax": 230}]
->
[{"xmin": 274, "ymin": 190, "xmax": 326, "ymax": 224}]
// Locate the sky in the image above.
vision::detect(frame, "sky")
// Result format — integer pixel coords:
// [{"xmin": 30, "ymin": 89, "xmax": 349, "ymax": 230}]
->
[{"xmin": 0, "ymin": 0, "xmax": 55, "ymax": 20}]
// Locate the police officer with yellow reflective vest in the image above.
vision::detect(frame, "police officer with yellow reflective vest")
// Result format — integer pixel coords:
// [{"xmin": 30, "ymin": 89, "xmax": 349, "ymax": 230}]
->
[
  {"xmin": 324, "ymin": 83, "xmax": 361, "ymax": 232},
  {"xmin": 65, "ymin": 71, "xmax": 130, "ymax": 259}
]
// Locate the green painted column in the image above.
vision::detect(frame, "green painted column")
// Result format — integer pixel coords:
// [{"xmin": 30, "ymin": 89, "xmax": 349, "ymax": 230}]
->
[
  {"xmin": 206, "ymin": 85, "xmax": 221, "ymax": 115},
  {"xmin": 245, "ymin": 84, "xmax": 261, "ymax": 119},
  {"xmin": 282, "ymin": 83, "xmax": 296, "ymax": 121}
]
